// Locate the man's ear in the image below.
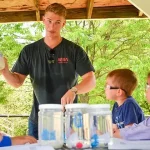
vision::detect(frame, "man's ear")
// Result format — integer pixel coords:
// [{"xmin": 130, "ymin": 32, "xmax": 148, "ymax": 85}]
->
[{"xmin": 62, "ymin": 20, "xmax": 66, "ymax": 27}]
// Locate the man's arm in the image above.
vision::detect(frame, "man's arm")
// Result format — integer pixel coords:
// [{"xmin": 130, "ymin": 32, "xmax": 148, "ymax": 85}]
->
[
  {"xmin": 61, "ymin": 71, "xmax": 96, "ymax": 105},
  {"xmin": 74, "ymin": 71, "xmax": 96, "ymax": 94},
  {"xmin": 0, "ymin": 58, "xmax": 27, "ymax": 88}
]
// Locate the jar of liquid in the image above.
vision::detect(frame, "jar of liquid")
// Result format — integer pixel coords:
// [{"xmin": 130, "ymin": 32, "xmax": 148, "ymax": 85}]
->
[
  {"xmin": 38, "ymin": 104, "xmax": 64, "ymax": 149},
  {"xmin": 65, "ymin": 103, "xmax": 90, "ymax": 149},
  {"xmin": 89, "ymin": 104, "xmax": 112, "ymax": 148},
  {"xmin": 0, "ymin": 52, "xmax": 5, "ymax": 70}
]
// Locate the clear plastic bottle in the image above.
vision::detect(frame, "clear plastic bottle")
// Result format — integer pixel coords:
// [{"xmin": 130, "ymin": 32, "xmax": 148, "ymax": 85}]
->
[
  {"xmin": 38, "ymin": 104, "xmax": 64, "ymax": 149},
  {"xmin": 65, "ymin": 103, "xmax": 90, "ymax": 149},
  {"xmin": 0, "ymin": 52, "xmax": 5, "ymax": 70},
  {"xmin": 89, "ymin": 104, "xmax": 113, "ymax": 148}
]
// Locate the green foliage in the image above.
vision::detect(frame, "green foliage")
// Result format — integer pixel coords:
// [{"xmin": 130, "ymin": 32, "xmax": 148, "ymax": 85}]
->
[
  {"xmin": 1, "ymin": 20, "xmax": 150, "ymax": 136},
  {"xmin": 62, "ymin": 20, "xmax": 150, "ymax": 115},
  {"xmin": 0, "ymin": 80, "xmax": 12, "ymax": 104}
]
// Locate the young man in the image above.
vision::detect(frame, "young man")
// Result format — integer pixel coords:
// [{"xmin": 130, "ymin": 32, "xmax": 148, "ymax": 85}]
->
[
  {"xmin": 105, "ymin": 69, "xmax": 145, "ymax": 132},
  {"xmin": 0, "ymin": 3, "xmax": 96, "ymax": 139},
  {"xmin": 113, "ymin": 72, "xmax": 150, "ymax": 140},
  {"xmin": 0, "ymin": 133, "xmax": 37, "ymax": 147}
]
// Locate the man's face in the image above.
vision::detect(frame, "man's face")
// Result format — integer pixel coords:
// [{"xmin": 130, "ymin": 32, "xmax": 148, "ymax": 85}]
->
[
  {"xmin": 43, "ymin": 12, "xmax": 66, "ymax": 37},
  {"xmin": 146, "ymin": 77, "xmax": 150, "ymax": 103}
]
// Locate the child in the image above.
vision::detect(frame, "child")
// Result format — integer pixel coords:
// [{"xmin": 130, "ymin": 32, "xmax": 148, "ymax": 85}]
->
[
  {"xmin": 0, "ymin": 133, "xmax": 37, "ymax": 147},
  {"xmin": 113, "ymin": 72, "xmax": 150, "ymax": 140},
  {"xmin": 105, "ymin": 69, "xmax": 145, "ymax": 132}
]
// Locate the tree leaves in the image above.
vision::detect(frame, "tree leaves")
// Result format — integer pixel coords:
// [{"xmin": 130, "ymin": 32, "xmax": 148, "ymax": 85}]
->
[{"xmin": 1, "ymin": 20, "xmax": 150, "ymax": 135}]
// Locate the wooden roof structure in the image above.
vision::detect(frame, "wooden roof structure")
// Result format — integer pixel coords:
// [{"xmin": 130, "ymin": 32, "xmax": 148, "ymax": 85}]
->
[{"xmin": 0, "ymin": 0, "xmax": 147, "ymax": 23}]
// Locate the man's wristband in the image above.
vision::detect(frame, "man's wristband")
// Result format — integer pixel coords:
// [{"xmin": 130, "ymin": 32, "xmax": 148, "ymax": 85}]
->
[
  {"xmin": 70, "ymin": 87, "xmax": 78, "ymax": 95},
  {"xmin": 0, "ymin": 136, "xmax": 12, "ymax": 147}
]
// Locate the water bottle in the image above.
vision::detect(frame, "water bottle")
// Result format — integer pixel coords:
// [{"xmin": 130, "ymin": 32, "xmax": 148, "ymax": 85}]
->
[
  {"xmin": 0, "ymin": 52, "xmax": 5, "ymax": 70},
  {"xmin": 38, "ymin": 104, "xmax": 64, "ymax": 149}
]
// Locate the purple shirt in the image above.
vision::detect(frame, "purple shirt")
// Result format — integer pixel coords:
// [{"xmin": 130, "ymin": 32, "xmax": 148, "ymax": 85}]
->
[{"xmin": 120, "ymin": 117, "xmax": 150, "ymax": 140}]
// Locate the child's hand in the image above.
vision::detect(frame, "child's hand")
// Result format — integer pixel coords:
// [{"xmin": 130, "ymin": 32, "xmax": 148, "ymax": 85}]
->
[
  {"xmin": 113, "ymin": 128, "xmax": 117, "ymax": 134},
  {"xmin": 113, "ymin": 124, "xmax": 118, "ymax": 133},
  {"xmin": 113, "ymin": 129, "xmax": 122, "ymax": 138},
  {"xmin": 11, "ymin": 135, "xmax": 37, "ymax": 145}
]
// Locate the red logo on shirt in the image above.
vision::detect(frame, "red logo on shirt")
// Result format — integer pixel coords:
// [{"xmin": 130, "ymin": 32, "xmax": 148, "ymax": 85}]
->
[{"xmin": 58, "ymin": 58, "xmax": 68, "ymax": 63}]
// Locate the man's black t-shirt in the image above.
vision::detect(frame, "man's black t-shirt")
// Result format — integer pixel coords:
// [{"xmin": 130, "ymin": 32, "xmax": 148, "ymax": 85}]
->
[{"xmin": 12, "ymin": 38, "xmax": 95, "ymax": 124}]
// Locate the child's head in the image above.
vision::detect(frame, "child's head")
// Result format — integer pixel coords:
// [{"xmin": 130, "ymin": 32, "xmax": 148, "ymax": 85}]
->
[
  {"xmin": 45, "ymin": 3, "xmax": 67, "ymax": 19},
  {"xmin": 105, "ymin": 69, "xmax": 137, "ymax": 100},
  {"xmin": 146, "ymin": 72, "xmax": 150, "ymax": 103}
]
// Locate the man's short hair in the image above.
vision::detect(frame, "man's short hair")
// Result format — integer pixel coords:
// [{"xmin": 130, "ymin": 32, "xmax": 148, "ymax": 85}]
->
[
  {"xmin": 45, "ymin": 3, "xmax": 67, "ymax": 18},
  {"xmin": 107, "ymin": 69, "xmax": 137, "ymax": 96}
]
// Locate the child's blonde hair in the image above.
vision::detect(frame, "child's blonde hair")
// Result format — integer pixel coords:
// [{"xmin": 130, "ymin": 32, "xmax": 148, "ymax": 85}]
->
[{"xmin": 107, "ymin": 69, "xmax": 137, "ymax": 96}]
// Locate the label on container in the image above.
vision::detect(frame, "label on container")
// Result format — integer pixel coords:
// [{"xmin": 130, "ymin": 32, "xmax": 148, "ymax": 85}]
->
[
  {"xmin": 41, "ymin": 129, "xmax": 56, "ymax": 140},
  {"xmin": 74, "ymin": 112, "xmax": 83, "ymax": 128}
]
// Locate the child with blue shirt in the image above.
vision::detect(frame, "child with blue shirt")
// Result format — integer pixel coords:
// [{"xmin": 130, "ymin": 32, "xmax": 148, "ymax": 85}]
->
[
  {"xmin": 113, "ymin": 72, "xmax": 150, "ymax": 140},
  {"xmin": 0, "ymin": 133, "xmax": 36, "ymax": 147},
  {"xmin": 105, "ymin": 69, "xmax": 145, "ymax": 132}
]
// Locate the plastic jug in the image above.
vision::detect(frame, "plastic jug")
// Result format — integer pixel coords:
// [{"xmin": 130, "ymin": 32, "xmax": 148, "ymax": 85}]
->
[
  {"xmin": 89, "ymin": 104, "xmax": 113, "ymax": 148},
  {"xmin": 65, "ymin": 103, "xmax": 90, "ymax": 149},
  {"xmin": 38, "ymin": 104, "xmax": 64, "ymax": 149}
]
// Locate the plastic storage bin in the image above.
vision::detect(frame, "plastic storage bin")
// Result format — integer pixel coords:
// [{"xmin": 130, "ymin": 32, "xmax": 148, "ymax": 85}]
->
[
  {"xmin": 65, "ymin": 103, "xmax": 90, "ymax": 149},
  {"xmin": 89, "ymin": 104, "xmax": 112, "ymax": 148},
  {"xmin": 38, "ymin": 104, "xmax": 64, "ymax": 149}
]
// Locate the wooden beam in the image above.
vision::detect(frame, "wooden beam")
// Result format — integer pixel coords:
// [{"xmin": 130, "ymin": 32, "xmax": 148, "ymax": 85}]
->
[
  {"xmin": 0, "ymin": 6, "xmax": 147, "ymax": 23},
  {"xmin": 91, "ymin": 5, "xmax": 147, "ymax": 19},
  {"xmin": 66, "ymin": 8, "xmax": 87, "ymax": 20},
  {"xmin": 33, "ymin": 0, "xmax": 40, "ymax": 21},
  {"xmin": 87, "ymin": 0, "xmax": 94, "ymax": 19},
  {"xmin": 0, "ymin": 0, "xmax": 36, "ymax": 12},
  {"xmin": 66, "ymin": 6, "xmax": 147, "ymax": 20},
  {"xmin": 0, "ymin": 11, "xmax": 37, "ymax": 23}
]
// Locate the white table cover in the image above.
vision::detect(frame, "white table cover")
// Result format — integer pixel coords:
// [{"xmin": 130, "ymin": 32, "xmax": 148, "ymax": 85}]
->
[{"xmin": 0, "ymin": 143, "xmax": 54, "ymax": 150}]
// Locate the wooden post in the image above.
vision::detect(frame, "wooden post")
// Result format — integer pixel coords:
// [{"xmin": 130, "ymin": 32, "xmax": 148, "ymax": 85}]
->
[
  {"xmin": 34, "ymin": 0, "xmax": 40, "ymax": 21},
  {"xmin": 87, "ymin": 0, "xmax": 94, "ymax": 19}
]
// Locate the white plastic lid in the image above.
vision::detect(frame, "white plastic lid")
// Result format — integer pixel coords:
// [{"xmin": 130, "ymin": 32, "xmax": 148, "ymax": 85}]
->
[
  {"xmin": 65, "ymin": 103, "xmax": 89, "ymax": 109},
  {"xmin": 39, "ymin": 104, "xmax": 63, "ymax": 110},
  {"xmin": 89, "ymin": 104, "xmax": 110, "ymax": 109},
  {"xmin": 91, "ymin": 110, "xmax": 112, "ymax": 115}
]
